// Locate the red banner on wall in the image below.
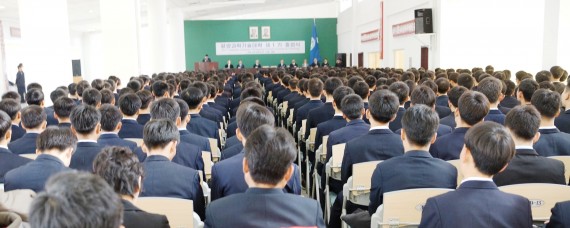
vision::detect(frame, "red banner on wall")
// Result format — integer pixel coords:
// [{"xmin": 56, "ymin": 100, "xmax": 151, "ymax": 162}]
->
[{"xmin": 392, "ymin": 20, "xmax": 416, "ymax": 37}]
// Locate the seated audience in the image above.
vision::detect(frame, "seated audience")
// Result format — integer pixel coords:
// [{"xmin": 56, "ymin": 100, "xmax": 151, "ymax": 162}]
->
[
  {"xmin": 547, "ymin": 201, "xmax": 570, "ymax": 228},
  {"xmin": 387, "ymin": 82, "xmax": 409, "ymax": 132},
  {"xmin": 305, "ymin": 77, "xmax": 344, "ymax": 142},
  {"xmin": 531, "ymin": 89, "xmax": 570, "ymax": 156},
  {"xmin": 499, "ymin": 79, "xmax": 520, "ymax": 109},
  {"xmin": 0, "ymin": 99, "xmax": 25, "ymax": 141},
  {"xmin": 69, "ymin": 104, "xmax": 105, "ymax": 171},
  {"xmin": 118, "ymin": 93, "xmax": 144, "ymax": 139},
  {"xmin": 420, "ymin": 122, "xmax": 532, "ymax": 227},
  {"xmin": 0, "ymin": 110, "xmax": 31, "ymax": 183},
  {"xmin": 493, "ymin": 105, "xmax": 565, "ymax": 186},
  {"xmin": 53, "ymin": 97, "xmax": 76, "ymax": 128},
  {"xmin": 93, "ymin": 146, "xmax": 169, "ymax": 228},
  {"xmin": 517, "ymin": 78, "xmax": 539, "ymax": 106},
  {"xmin": 100, "ymin": 89, "xmax": 116, "ymax": 105},
  {"xmin": 477, "ymin": 77, "xmax": 506, "ymax": 124},
  {"xmin": 395, "ymin": 86, "xmax": 452, "ymax": 137},
  {"xmin": 435, "ymin": 77, "xmax": 450, "ymax": 108},
  {"xmin": 5, "ymin": 127, "xmax": 76, "ymax": 192},
  {"xmin": 29, "ymin": 171, "xmax": 123, "ymax": 228},
  {"xmin": 205, "ymin": 125, "xmax": 325, "ymax": 228},
  {"xmin": 98, "ymin": 104, "xmax": 138, "ymax": 152},
  {"xmin": 439, "ymin": 86, "xmax": 468, "ymax": 129},
  {"xmin": 8, "ymin": 105, "xmax": 46, "ymax": 154},
  {"xmin": 82, "ymin": 88, "xmax": 102, "ymax": 108},
  {"xmin": 181, "ymin": 87, "xmax": 219, "ymax": 139},
  {"xmin": 136, "ymin": 90, "xmax": 153, "ymax": 126}
]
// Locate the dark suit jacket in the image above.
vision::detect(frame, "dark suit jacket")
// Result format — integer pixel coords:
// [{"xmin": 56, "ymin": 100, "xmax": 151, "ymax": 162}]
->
[
  {"xmin": 439, "ymin": 113, "xmax": 456, "ymax": 129},
  {"xmin": 295, "ymin": 100, "xmax": 324, "ymax": 134},
  {"xmin": 179, "ymin": 130, "xmax": 211, "ymax": 152},
  {"xmin": 8, "ymin": 133, "xmax": 38, "ymax": 154},
  {"xmin": 484, "ymin": 109, "xmax": 506, "ymax": 125},
  {"xmin": 315, "ymin": 116, "xmax": 346, "ymax": 154},
  {"xmin": 122, "ymin": 199, "xmax": 169, "ymax": 228},
  {"xmin": 388, "ymin": 107, "xmax": 406, "ymax": 132},
  {"xmin": 436, "ymin": 95, "xmax": 449, "ymax": 108},
  {"xmin": 118, "ymin": 119, "xmax": 144, "ymax": 139},
  {"xmin": 98, "ymin": 133, "xmax": 138, "ymax": 152},
  {"xmin": 58, "ymin": 122, "xmax": 71, "ymax": 128},
  {"xmin": 205, "ymin": 188, "xmax": 325, "ymax": 228},
  {"xmin": 419, "ymin": 181, "xmax": 532, "ymax": 228},
  {"xmin": 369, "ymin": 151, "xmax": 457, "ymax": 215},
  {"xmin": 224, "ymin": 135, "xmax": 240, "ymax": 149},
  {"xmin": 4, "ymin": 154, "xmax": 70, "ymax": 192},
  {"xmin": 289, "ymin": 63, "xmax": 298, "ymax": 68},
  {"xmin": 141, "ymin": 155, "xmax": 205, "ymax": 219},
  {"xmin": 547, "ymin": 201, "xmax": 570, "ymax": 228},
  {"xmin": 70, "ymin": 141, "xmax": 105, "ymax": 172},
  {"xmin": 137, "ymin": 114, "xmax": 151, "ymax": 126},
  {"xmin": 224, "ymin": 64, "xmax": 234, "ymax": 69},
  {"xmin": 252, "ymin": 64, "xmax": 262, "ymax": 69},
  {"xmin": 211, "ymin": 151, "xmax": 301, "ymax": 201},
  {"xmin": 235, "ymin": 64, "xmax": 245, "ymax": 69},
  {"xmin": 395, "ymin": 124, "xmax": 452, "ymax": 139},
  {"xmin": 226, "ymin": 121, "xmax": 237, "ymax": 138},
  {"xmin": 220, "ymin": 143, "xmax": 243, "ymax": 161},
  {"xmin": 10, "ymin": 124, "xmax": 25, "ymax": 142},
  {"xmin": 0, "ymin": 147, "xmax": 31, "ymax": 183},
  {"xmin": 534, "ymin": 128, "xmax": 570, "ymax": 156},
  {"xmin": 499, "ymin": 104, "xmax": 512, "ymax": 115},
  {"xmin": 500, "ymin": 96, "xmax": 520, "ymax": 109},
  {"xmin": 171, "ymin": 142, "xmax": 204, "ymax": 172},
  {"xmin": 187, "ymin": 114, "xmax": 219, "ymax": 140},
  {"xmin": 305, "ymin": 102, "xmax": 334, "ymax": 140},
  {"xmin": 555, "ymin": 110, "xmax": 570, "ymax": 134},
  {"xmin": 493, "ymin": 149, "xmax": 565, "ymax": 186},
  {"xmin": 341, "ymin": 128, "xmax": 404, "ymax": 183},
  {"xmin": 429, "ymin": 127, "xmax": 469, "ymax": 160},
  {"xmin": 435, "ymin": 106, "xmax": 452, "ymax": 119},
  {"xmin": 45, "ymin": 107, "xmax": 58, "ymax": 126},
  {"xmin": 15, "ymin": 71, "xmax": 25, "ymax": 101},
  {"xmin": 200, "ymin": 107, "xmax": 223, "ymax": 123}
]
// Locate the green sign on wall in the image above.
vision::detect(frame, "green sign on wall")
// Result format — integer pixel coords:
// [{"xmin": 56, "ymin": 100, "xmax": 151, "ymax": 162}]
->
[{"xmin": 184, "ymin": 18, "xmax": 338, "ymax": 70}]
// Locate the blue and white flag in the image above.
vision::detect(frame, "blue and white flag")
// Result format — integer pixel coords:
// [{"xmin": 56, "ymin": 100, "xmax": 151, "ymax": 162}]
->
[{"xmin": 310, "ymin": 19, "xmax": 321, "ymax": 63}]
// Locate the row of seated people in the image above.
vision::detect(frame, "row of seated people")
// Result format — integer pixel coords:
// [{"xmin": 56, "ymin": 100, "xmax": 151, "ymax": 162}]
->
[{"xmin": 257, "ymin": 65, "xmax": 570, "ymax": 227}]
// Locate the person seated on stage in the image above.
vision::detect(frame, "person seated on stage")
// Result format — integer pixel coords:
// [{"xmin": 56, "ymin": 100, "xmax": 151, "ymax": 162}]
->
[
  {"xmin": 8, "ymin": 105, "xmax": 46, "ymax": 155},
  {"xmin": 53, "ymin": 97, "xmax": 76, "ymax": 128},
  {"xmin": 289, "ymin": 59, "xmax": 298, "ymax": 69},
  {"xmin": 430, "ymin": 91, "xmax": 490, "ymax": 160},
  {"xmin": 118, "ymin": 93, "xmax": 144, "ymax": 139},
  {"xmin": 493, "ymin": 105, "xmax": 565, "ymax": 186},
  {"xmin": 5, "ymin": 127, "xmax": 76, "ymax": 192},
  {"xmin": 0, "ymin": 110, "xmax": 31, "ymax": 183},
  {"xmin": 93, "ymin": 147, "xmax": 169, "ymax": 228},
  {"xmin": 302, "ymin": 59, "xmax": 309, "ymax": 68},
  {"xmin": 29, "ymin": 171, "xmax": 123, "ymax": 228},
  {"xmin": 69, "ymin": 105, "xmax": 104, "ymax": 172},
  {"xmin": 532, "ymin": 89, "xmax": 570, "ymax": 156},
  {"xmin": 236, "ymin": 60, "xmax": 245, "ymax": 69},
  {"xmin": 322, "ymin": 58, "xmax": 330, "ymax": 67},
  {"xmin": 202, "ymin": 54, "xmax": 211, "ymax": 62},
  {"xmin": 311, "ymin": 58, "xmax": 320, "ymax": 68},
  {"xmin": 278, "ymin": 59, "xmax": 286, "ymax": 68},
  {"xmin": 0, "ymin": 99, "xmax": 25, "ymax": 142},
  {"xmin": 97, "ymin": 104, "xmax": 138, "ymax": 153},
  {"xmin": 252, "ymin": 59, "xmax": 262, "ymax": 69},
  {"xmin": 477, "ymin": 77, "xmax": 506, "ymax": 125},
  {"xmin": 205, "ymin": 125, "xmax": 325, "ymax": 228},
  {"xmin": 420, "ymin": 122, "xmax": 533, "ymax": 228},
  {"xmin": 224, "ymin": 59, "xmax": 233, "ymax": 69}
]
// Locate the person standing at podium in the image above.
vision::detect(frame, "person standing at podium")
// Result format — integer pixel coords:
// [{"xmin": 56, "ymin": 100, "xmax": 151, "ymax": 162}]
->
[
  {"xmin": 202, "ymin": 54, "xmax": 211, "ymax": 62},
  {"xmin": 225, "ymin": 60, "xmax": 234, "ymax": 69},
  {"xmin": 253, "ymin": 59, "xmax": 262, "ymax": 69},
  {"xmin": 236, "ymin": 60, "xmax": 245, "ymax": 69}
]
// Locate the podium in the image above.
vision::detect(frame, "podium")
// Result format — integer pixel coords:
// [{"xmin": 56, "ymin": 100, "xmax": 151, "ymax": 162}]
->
[{"xmin": 194, "ymin": 62, "xmax": 219, "ymax": 72}]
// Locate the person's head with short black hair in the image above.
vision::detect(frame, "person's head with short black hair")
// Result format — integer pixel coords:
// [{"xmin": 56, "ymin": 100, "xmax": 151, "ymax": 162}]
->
[
  {"xmin": 535, "ymin": 70, "xmax": 553, "ymax": 83},
  {"xmin": 368, "ymin": 90, "xmax": 399, "ymax": 124},
  {"xmin": 68, "ymin": 83, "xmax": 78, "ymax": 98},
  {"xmin": 136, "ymin": 90, "xmax": 153, "ymax": 110},
  {"xmin": 240, "ymin": 87, "xmax": 263, "ymax": 101},
  {"xmin": 447, "ymin": 86, "xmax": 468, "ymax": 110},
  {"xmin": 517, "ymin": 78, "xmax": 539, "ymax": 103},
  {"xmin": 531, "ymin": 88, "xmax": 560, "ymax": 119},
  {"xmin": 435, "ymin": 77, "xmax": 450, "ymax": 95},
  {"xmin": 30, "ymin": 171, "xmax": 123, "ymax": 228},
  {"xmin": 504, "ymin": 80, "xmax": 516, "ymax": 96},
  {"xmin": 26, "ymin": 89, "xmax": 44, "ymax": 106},
  {"xmin": 91, "ymin": 79, "xmax": 105, "ymax": 91},
  {"xmin": 151, "ymin": 81, "xmax": 169, "ymax": 98},
  {"xmin": 457, "ymin": 91, "xmax": 490, "ymax": 126},
  {"xmin": 341, "ymin": 94, "xmax": 364, "ymax": 120},
  {"xmin": 243, "ymin": 125, "xmax": 296, "ymax": 188},
  {"xmin": 21, "ymin": 105, "xmax": 47, "ymax": 130},
  {"xmin": 50, "ymin": 89, "xmax": 68, "ymax": 104},
  {"xmin": 27, "ymin": 83, "xmax": 42, "ymax": 91},
  {"xmin": 100, "ymin": 89, "xmax": 115, "ymax": 105},
  {"xmin": 307, "ymin": 78, "xmax": 324, "ymax": 98},
  {"xmin": 82, "ymin": 88, "xmax": 102, "ymax": 108},
  {"xmin": 93, "ymin": 146, "xmax": 143, "ymax": 199},
  {"xmin": 150, "ymin": 98, "xmax": 180, "ymax": 124},
  {"xmin": 236, "ymin": 100, "xmax": 274, "ymax": 139},
  {"xmin": 462, "ymin": 122, "xmax": 515, "ymax": 177},
  {"xmin": 0, "ymin": 99, "xmax": 21, "ymax": 122},
  {"xmin": 0, "ymin": 111, "xmax": 12, "ymax": 144},
  {"xmin": 352, "ymin": 81, "xmax": 370, "ymax": 100},
  {"xmin": 54, "ymin": 97, "xmax": 77, "ymax": 122},
  {"xmin": 99, "ymin": 104, "xmax": 123, "ymax": 132},
  {"xmin": 332, "ymin": 86, "xmax": 354, "ymax": 112},
  {"xmin": 388, "ymin": 82, "xmax": 409, "ymax": 106},
  {"xmin": 175, "ymin": 98, "xmax": 190, "ymax": 127},
  {"xmin": 476, "ymin": 77, "xmax": 503, "ymax": 105},
  {"xmin": 504, "ymin": 105, "xmax": 540, "ymax": 143},
  {"xmin": 70, "ymin": 104, "xmax": 101, "ymax": 137},
  {"xmin": 76, "ymin": 80, "xmax": 91, "ymax": 99},
  {"xmin": 539, "ymin": 81, "xmax": 555, "ymax": 91},
  {"xmin": 2, "ymin": 91, "xmax": 20, "ymax": 101},
  {"xmin": 143, "ymin": 119, "xmax": 179, "ymax": 159},
  {"xmin": 485, "ymin": 65, "xmax": 494, "ymax": 75},
  {"xmin": 551, "ymin": 66, "xmax": 565, "ymax": 80},
  {"xmin": 127, "ymin": 80, "xmax": 142, "ymax": 92},
  {"xmin": 457, "ymin": 73, "xmax": 474, "ymax": 90},
  {"xmin": 36, "ymin": 127, "xmax": 77, "ymax": 166},
  {"xmin": 180, "ymin": 87, "xmax": 204, "ymax": 110},
  {"xmin": 365, "ymin": 76, "xmax": 377, "ymax": 90},
  {"xmin": 410, "ymin": 86, "xmax": 436, "ymax": 107},
  {"xmin": 119, "ymin": 93, "xmax": 142, "ymax": 117},
  {"xmin": 553, "ymin": 82, "xmax": 565, "ymax": 95},
  {"xmin": 401, "ymin": 104, "xmax": 439, "ymax": 149}
]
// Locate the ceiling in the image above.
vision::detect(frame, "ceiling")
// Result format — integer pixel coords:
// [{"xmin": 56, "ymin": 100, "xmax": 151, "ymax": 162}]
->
[{"xmin": 0, "ymin": 0, "xmax": 337, "ymax": 33}]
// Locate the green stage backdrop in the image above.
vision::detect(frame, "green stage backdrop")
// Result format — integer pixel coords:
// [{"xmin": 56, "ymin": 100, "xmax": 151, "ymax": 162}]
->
[{"xmin": 184, "ymin": 18, "xmax": 338, "ymax": 70}]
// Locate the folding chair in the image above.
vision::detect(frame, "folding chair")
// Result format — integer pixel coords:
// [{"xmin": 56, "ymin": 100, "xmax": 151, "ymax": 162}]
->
[
  {"xmin": 325, "ymin": 143, "xmax": 345, "ymax": 222},
  {"xmin": 298, "ymin": 119, "xmax": 308, "ymax": 190},
  {"xmin": 20, "ymin": 154, "xmax": 39, "ymax": 160},
  {"xmin": 313, "ymin": 136, "xmax": 329, "ymax": 200},
  {"xmin": 549, "ymin": 156, "xmax": 570, "ymax": 184},
  {"xmin": 371, "ymin": 188, "xmax": 453, "ymax": 227},
  {"xmin": 341, "ymin": 160, "xmax": 382, "ymax": 228},
  {"xmin": 499, "ymin": 183, "xmax": 570, "ymax": 221},
  {"xmin": 201, "ymin": 152, "xmax": 213, "ymax": 182},
  {"xmin": 287, "ymin": 108, "xmax": 295, "ymax": 129},
  {"xmin": 446, "ymin": 159, "xmax": 463, "ymax": 186},
  {"xmin": 306, "ymin": 128, "xmax": 317, "ymax": 197},
  {"xmin": 134, "ymin": 197, "xmax": 203, "ymax": 228},
  {"xmin": 208, "ymin": 138, "xmax": 220, "ymax": 163},
  {"xmin": 124, "ymin": 138, "xmax": 144, "ymax": 147}
]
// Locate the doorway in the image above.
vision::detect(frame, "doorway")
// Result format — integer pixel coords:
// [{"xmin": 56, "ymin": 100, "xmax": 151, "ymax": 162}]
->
[{"xmin": 394, "ymin": 49, "xmax": 405, "ymax": 69}]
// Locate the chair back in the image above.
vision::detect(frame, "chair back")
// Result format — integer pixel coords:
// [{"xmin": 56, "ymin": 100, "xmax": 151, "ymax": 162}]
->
[
  {"xmin": 202, "ymin": 152, "xmax": 212, "ymax": 181},
  {"xmin": 134, "ymin": 197, "xmax": 195, "ymax": 228},
  {"xmin": 124, "ymin": 138, "xmax": 144, "ymax": 147},
  {"xmin": 549, "ymin": 156, "xmax": 570, "ymax": 184},
  {"xmin": 446, "ymin": 160, "xmax": 463, "ymax": 185},
  {"xmin": 20, "ymin": 154, "xmax": 39, "ymax": 160},
  {"xmin": 499, "ymin": 183, "xmax": 570, "ymax": 221},
  {"xmin": 379, "ymin": 188, "xmax": 453, "ymax": 227}
]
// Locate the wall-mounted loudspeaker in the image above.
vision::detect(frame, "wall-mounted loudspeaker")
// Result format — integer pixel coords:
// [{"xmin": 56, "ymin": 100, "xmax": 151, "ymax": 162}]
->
[{"xmin": 415, "ymin": 8, "xmax": 433, "ymax": 34}]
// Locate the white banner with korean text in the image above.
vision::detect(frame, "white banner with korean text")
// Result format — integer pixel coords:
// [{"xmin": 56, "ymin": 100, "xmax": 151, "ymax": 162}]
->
[{"xmin": 216, "ymin": 41, "xmax": 305, "ymax": 55}]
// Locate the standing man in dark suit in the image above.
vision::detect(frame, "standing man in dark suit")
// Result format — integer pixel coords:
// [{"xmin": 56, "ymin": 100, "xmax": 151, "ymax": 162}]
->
[
  {"xmin": 140, "ymin": 119, "xmax": 205, "ymax": 219},
  {"xmin": 420, "ymin": 122, "xmax": 533, "ymax": 228},
  {"xmin": 15, "ymin": 64, "xmax": 25, "ymax": 103},
  {"xmin": 0, "ymin": 99, "xmax": 26, "ymax": 142},
  {"xmin": 493, "ymin": 105, "xmax": 565, "ymax": 186},
  {"xmin": 388, "ymin": 82, "xmax": 409, "ymax": 132},
  {"xmin": 118, "ymin": 93, "xmax": 144, "ymax": 139},
  {"xmin": 97, "ymin": 104, "xmax": 138, "ymax": 152},
  {"xmin": 202, "ymin": 54, "xmax": 211, "ymax": 62},
  {"xmin": 478, "ymin": 77, "xmax": 506, "ymax": 125},
  {"xmin": 439, "ymin": 86, "xmax": 468, "ymax": 129},
  {"xmin": 0, "ymin": 110, "xmax": 31, "ymax": 183},
  {"xmin": 8, "ymin": 105, "xmax": 46, "ymax": 155},
  {"xmin": 93, "ymin": 147, "xmax": 170, "ymax": 228},
  {"xmin": 69, "ymin": 105, "xmax": 105, "ymax": 172},
  {"xmin": 430, "ymin": 91, "xmax": 490, "ymax": 160},
  {"xmin": 532, "ymin": 89, "xmax": 570, "ymax": 156},
  {"xmin": 368, "ymin": 105, "xmax": 457, "ymax": 216},
  {"xmin": 5, "ymin": 127, "xmax": 76, "ymax": 192},
  {"xmin": 205, "ymin": 125, "xmax": 325, "ymax": 228}
]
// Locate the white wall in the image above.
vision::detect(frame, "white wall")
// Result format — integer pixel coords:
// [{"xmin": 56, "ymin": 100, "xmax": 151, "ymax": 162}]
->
[{"xmin": 196, "ymin": 2, "xmax": 339, "ymax": 20}]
